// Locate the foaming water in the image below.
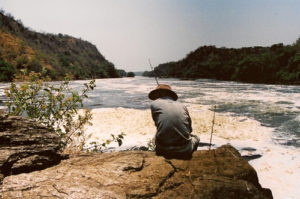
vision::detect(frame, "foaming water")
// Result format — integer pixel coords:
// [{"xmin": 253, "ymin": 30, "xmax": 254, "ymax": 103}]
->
[
  {"xmin": 85, "ymin": 105, "xmax": 272, "ymax": 148},
  {"xmin": 85, "ymin": 105, "xmax": 300, "ymax": 199},
  {"xmin": 83, "ymin": 77, "xmax": 300, "ymax": 146}
]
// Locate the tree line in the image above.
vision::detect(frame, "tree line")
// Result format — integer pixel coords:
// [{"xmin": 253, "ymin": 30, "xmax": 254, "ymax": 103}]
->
[{"xmin": 143, "ymin": 39, "xmax": 300, "ymax": 84}]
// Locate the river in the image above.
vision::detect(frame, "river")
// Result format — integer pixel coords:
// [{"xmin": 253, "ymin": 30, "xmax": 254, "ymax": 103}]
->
[{"xmin": 0, "ymin": 76, "xmax": 299, "ymax": 199}]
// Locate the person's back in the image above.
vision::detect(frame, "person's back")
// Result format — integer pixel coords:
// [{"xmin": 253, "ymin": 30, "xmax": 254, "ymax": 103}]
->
[
  {"xmin": 151, "ymin": 96, "xmax": 192, "ymax": 147},
  {"xmin": 149, "ymin": 84, "xmax": 199, "ymax": 159}
]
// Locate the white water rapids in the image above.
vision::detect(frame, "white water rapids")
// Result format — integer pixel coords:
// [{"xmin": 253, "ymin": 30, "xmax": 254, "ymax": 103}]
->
[{"xmin": 1, "ymin": 76, "xmax": 300, "ymax": 199}]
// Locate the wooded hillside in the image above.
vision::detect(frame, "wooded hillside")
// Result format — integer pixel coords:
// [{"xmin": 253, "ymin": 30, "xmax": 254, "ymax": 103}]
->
[
  {"xmin": 0, "ymin": 10, "xmax": 120, "ymax": 82},
  {"xmin": 144, "ymin": 40, "xmax": 300, "ymax": 84}
]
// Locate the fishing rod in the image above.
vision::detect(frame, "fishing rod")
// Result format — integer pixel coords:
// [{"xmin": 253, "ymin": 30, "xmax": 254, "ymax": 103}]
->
[
  {"xmin": 148, "ymin": 59, "xmax": 159, "ymax": 86},
  {"xmin": 209, "ymin": 105, "xmax": 216, "ymax": 150}
]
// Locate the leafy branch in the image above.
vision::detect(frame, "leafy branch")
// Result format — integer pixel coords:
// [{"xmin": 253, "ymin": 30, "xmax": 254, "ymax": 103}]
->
[{"xmin": 5, "ymin": 72, "xmax": 95, "ymax": 149}]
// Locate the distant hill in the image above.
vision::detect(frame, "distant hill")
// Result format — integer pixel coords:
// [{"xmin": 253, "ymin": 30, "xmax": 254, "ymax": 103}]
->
[
  {"xmin": 0, "ymin": 10, "xmax": 120, "ymax": 82},
  {"xmin": 143, "ymin": 40, "xmax": 300, "ymax": 84}
]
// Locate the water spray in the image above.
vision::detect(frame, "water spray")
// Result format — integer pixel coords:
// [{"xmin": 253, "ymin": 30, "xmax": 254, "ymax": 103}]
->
[{"xmin": 148, "ymin": 59, "xmax": 159, "ymax": 86}]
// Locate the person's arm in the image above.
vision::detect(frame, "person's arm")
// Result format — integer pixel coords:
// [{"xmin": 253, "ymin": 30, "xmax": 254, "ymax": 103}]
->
[
  {"xmin": 184, "ymin": 106, "xmax": 193, "ymax": 133},
  {"xmin": 150, "ymin": 103, "xmax": 158, "ymax": 127}
]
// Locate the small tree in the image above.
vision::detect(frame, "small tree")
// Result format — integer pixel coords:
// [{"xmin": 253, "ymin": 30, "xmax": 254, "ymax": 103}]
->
[
  {"xmin": 5, "ymin": 72, "xmax": 126, "ymax": 151},
  {"xmin": 5, "ymin": 72, "xmax": 95, "ymax": 149}
]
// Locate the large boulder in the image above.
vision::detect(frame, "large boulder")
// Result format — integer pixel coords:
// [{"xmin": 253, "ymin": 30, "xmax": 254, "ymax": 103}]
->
[
  {"xmin": 1, "ymin": 145, "xmax": 272, "ymax": 199},
  {"xmin": 0, "ymin": 113, "xmax": 66, "ymax": 183}
]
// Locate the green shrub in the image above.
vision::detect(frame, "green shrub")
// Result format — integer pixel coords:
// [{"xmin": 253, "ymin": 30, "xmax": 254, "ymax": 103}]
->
[
  {"xmin": 4, "ymin": 72, "xmax": 125, "ymax": 151},
  {"xmin": 87, "ymin": 133, "xmax": 126, "ymax": 152},
  {"xmin": 0, "ymin": 58, "xmax": 16, "ymax": 82},
  {"xmin": 5, "ymin": 72, "xmax": 94, "ymax": 149},
  {"xmin": 27, "ymin": 56, "xmax": 42, "ymax": 72},
  {"xmin": 16, "ymin": 55, "xmax": 28, "ymax": 69}
]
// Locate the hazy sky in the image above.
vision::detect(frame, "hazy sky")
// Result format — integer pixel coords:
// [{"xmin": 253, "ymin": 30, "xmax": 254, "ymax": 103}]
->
[{"xmin": 1, "ymin": 0, "xmax": 300, "ymax": 71}]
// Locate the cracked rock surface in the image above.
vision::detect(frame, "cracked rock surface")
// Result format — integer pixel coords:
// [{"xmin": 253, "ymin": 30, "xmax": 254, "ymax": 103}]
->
[
  {"xmin": 1, "ymin": 145, "xmax": 272, "ymax": 199},
  {"xmin": 0, "ymin": 113, "xmax": 66, "ymax": 184}
]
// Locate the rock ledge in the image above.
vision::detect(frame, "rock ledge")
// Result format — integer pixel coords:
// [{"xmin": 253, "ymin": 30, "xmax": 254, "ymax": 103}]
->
[
  {"xmin": 0, "ymin": 113, "xmax": 66, "ymax": 183},
  {"xmin": 1, "ymin": 145, "xmax": 272, "ymax": 199},
  {"xmin": 0, "ymin": 113, "xmax": 272, "ymax": 198}
]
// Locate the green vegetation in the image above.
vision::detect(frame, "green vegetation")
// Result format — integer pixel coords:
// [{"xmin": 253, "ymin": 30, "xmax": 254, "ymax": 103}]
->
[
  {"xmin": 143, "ymin": 39, "xmax": 300, "ymax": 84},
  {"xmin": 5, "ymin": 72, "xmax": 95, "ymax": 149},
  {"xmin": 117, "ymin": 69, "xmax": 127, "ymax": 77},
  {"xmin": 88, "ymin": 133, "xmax": 126, "ymax": 152},
  {"xmin": 4, "ymin": 72, "xmax": 124, "ymax": 151},
  {"xmin": 0, "ymin": 58, "xmax": 16, "ymax": 81},
  {"xmin": 0, "ymin": 10, "xmax": 121, "ymax": 82},
  {"xmin": 126, "ymin": 72, "xmax": 135, "ymax": 77}
]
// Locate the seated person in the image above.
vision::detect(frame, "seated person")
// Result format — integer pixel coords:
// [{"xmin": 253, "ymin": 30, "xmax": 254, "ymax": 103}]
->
[{"xmin": 149, "ymin": 84, "xmax": 200, "ymax": 159}]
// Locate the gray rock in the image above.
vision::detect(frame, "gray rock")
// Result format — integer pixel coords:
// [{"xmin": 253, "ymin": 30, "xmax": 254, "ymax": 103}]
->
[{"xmin": 0, "ymin": 114, "xmax": 67, "ymax": 182}]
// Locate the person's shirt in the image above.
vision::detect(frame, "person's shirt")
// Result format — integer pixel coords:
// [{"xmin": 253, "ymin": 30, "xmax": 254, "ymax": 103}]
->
[{"xmin": 150, "ymin": 96, "xmax": 192, "ymax": 147}]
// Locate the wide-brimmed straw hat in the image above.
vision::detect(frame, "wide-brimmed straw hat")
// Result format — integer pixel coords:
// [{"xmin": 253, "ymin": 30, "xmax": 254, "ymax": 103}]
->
[{"xmin": 148, "ymin": 84, "xmax": 178, "ymax": 101}]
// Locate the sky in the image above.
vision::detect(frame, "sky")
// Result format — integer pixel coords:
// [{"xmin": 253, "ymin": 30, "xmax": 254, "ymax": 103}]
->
[{"xmin": 1, "ymin": 0, "xmax": 300, "ymax": 72}]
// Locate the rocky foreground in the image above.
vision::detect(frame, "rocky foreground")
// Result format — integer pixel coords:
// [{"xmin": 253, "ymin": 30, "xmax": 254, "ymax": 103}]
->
[{"xmin": 0, "ymin": 113, "xmax": 273, "ymax": 199}]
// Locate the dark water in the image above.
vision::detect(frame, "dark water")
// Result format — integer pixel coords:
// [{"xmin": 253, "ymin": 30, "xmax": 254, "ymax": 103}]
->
[{"xmin": 1, "ymin": 77, "xmax": 300, "ymax": 147}]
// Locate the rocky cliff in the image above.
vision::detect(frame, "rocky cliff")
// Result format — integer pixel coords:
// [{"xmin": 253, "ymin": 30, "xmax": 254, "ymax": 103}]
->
[{"xmin": 0, "ymin": 113, "xmax": 273, "ymax": 199}]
